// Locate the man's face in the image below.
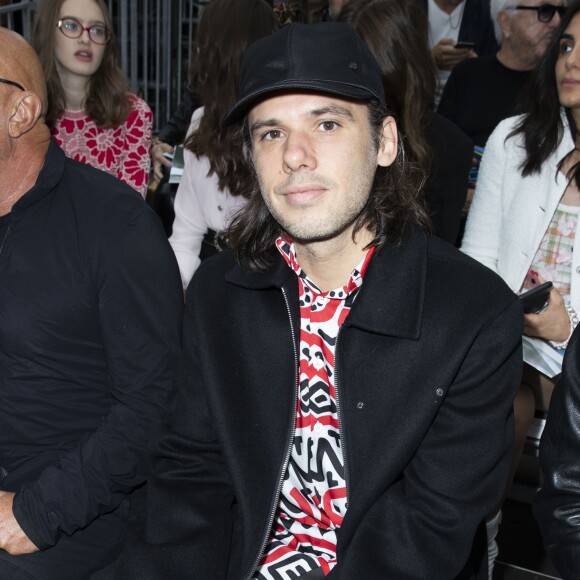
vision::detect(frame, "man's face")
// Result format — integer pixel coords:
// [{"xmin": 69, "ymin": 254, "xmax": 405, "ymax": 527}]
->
[
  {"xmin": 248, "ymin": 93, "xmax": 396, "ymax": 245},
  {"xmin": 503, "ymin": 1, "xmax": 565, "ymax": 68}
]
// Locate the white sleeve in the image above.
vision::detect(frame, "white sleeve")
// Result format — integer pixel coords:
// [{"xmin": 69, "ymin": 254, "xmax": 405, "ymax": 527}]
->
[{"xmin": 461, "ymin": 121, "xmax": 513, "ymax": 274}]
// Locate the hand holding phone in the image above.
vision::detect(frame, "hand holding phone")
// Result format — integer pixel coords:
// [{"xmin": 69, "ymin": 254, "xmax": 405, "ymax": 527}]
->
[
  {"xmin": 520, "ymin": 281, "xmax": 553, "ymax": 314},
  {"xmin": 454, "ymin": 41, "xmax": 475, "ymax": 50}
]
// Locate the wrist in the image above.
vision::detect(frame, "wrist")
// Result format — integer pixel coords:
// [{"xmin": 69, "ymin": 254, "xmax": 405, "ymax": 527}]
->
[{"xmin": 550, "ymin": 303, "xmax": 579, "ymax": 349}]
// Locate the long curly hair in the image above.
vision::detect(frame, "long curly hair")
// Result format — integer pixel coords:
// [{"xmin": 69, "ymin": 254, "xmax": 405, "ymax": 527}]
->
[
  {"xmin": 185, "ymin": 0, "xmax": 276, "ymax": 198},
  {"xmin": 225, "ymin": 99, "xmax": 432, "ymax": 271},
  {"xmin": 32, "ymin": 0, "xmax": 131, "ymax": 129},
  {"xmin": 508, "ymin": 0, "xmax": 580, "ymax": 186}
]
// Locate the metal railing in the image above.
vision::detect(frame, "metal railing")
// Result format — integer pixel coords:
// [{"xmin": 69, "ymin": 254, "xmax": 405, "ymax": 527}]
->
[{"xmin": 0, "ymin": 0, "xmax": 204, "ymax": 132}]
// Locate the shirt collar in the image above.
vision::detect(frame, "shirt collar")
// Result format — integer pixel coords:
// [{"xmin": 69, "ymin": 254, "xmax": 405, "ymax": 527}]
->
[{"xmin": 275, "ymin": 236, "xmax": 375, "ymax": 298}]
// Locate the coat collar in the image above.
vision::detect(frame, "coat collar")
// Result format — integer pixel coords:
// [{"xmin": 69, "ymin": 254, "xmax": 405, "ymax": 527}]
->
[
  {"xmin": 12, "ymin": 140, "xmax": 65, "ymax": 216},
  {"xmin": 225, "ymin": 230, "xmax": 428, "ymax": 340}
]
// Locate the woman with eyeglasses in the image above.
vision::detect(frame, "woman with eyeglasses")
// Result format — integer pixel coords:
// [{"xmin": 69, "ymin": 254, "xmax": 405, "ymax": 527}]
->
[
  {"xmin": 31, "ymin": 0, "xmax": 152, "ymax": 197},
  {"xmin": 461, "ymin": 0, "xmax": 580, "ymax": 572}
]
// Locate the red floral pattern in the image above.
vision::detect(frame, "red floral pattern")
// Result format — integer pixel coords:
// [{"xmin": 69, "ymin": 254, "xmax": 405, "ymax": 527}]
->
[{"xmin": 52, "ymin": 94, "xmax": 152, "ymax": 197}]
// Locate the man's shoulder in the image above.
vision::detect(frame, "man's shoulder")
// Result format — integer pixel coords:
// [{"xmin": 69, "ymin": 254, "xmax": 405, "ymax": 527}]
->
[{"xmin": 425, "ymin": 236, "xmax": 517, "ymax": 307}]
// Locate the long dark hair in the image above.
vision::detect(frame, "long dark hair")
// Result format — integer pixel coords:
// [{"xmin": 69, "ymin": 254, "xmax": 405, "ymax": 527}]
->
[
  {"xmin": 226, "ymin": 99, "xmax": 432, "ymax": 271},
  {"xmin": 509, "ymin": 0, "xmax": 580, "ymax": 185},
  {"xmin": 185, "ymin": 0, "xmax": 276, "ymax": 198},
  {"xmin": 338, "ymin": 0, "xmax": 436, "ymax": 182},
  {"xmin": 32, "ymin": 0, "xmax": 131, "ymax": 129}
]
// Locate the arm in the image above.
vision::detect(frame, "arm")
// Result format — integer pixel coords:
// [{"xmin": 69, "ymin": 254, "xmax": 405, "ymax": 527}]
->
[
  {"xmin": 152, "ymin": 87, "xmax": 201, "ymax": 182},
  {"xmin": 11, "ymin": 207, "xmax": 183, "ymax": 550},
  {"xmin": 168, "ymin": 145, "xmax": 213, "ymax": 289},
  {"xmin": 460, "ymin": 122, "xmax": 511, "ymax": 272},
  {"xmin": 116, "ymin": 290, "xmax": 235, "ymax": 579},
  {"xmin": 117, "ymin": 97, "xmax": 153, "ymax": 198},
  {"xmin": 534, "ymin": 327, "xmax": 580, "ymax": 578},
  {"xmin": 331, "ymin": 296, "xmax": 523, "ymax": 578}
]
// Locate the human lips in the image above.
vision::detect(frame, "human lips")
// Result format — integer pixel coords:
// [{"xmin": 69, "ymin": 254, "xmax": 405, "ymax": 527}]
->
[
  {"xmin": 281, "ymin": 183, "xmax": 327, "ymax": 205},
  {"xmin": 561, "ymin": 77, "xmax": 580, "ymax": 89},
  {"xmin": 75, "ymin": 50, "xmax": 93, "ymax": 62}
]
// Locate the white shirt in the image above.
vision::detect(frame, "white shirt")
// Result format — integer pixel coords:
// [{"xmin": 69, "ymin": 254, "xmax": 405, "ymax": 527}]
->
[
  {"xmin": 169, "ymin": 107, "xmax": 247, "ymax": 289},
  {"xmin": 428, "ymin": 0, "xmax": 463, "ymax": 105}
]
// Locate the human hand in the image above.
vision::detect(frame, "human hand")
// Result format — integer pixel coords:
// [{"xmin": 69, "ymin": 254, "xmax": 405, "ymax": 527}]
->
[
  {"xmin": 0, "ymin": 491, "xmax": 38, "ymax": 555},
  {"xmin": 432, "ymin": 39, "xmax": 476, "ymax": 70},
  {"xmin": 151, "ymin": 140, "xmax": 174, "ymax": 182},
  {"xmin": 524, "ymin": 274, "xmax": 570, "ymax": 342}
]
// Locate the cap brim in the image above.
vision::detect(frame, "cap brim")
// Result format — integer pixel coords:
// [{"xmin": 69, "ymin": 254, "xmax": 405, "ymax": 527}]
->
[{"xmin": 221, "ymin": 79, "xmax": 382, "ymax": 127}]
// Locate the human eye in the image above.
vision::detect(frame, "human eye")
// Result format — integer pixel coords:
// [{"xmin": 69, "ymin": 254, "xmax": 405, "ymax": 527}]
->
[
  {"xmin": 90, "ymin": 25, "xmax": 106, "ymax": 39},
  {"xmin": 63, "ymin": 18, "xmax": 80, "ymax": 32},
  {"xmin": 260, "ymin": 129, "xmax": 283, "ymax": 141},
  {"xmin": 318, "ymin": 120, "xmax": 339, "ymax": 132},
  {"xmin": 560, "ymin": 40, "xmax": 573, "ymax": 55}
]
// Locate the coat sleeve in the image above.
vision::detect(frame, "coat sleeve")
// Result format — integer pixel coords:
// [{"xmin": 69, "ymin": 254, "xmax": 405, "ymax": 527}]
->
[
  {"xmin": 12, "ymin": 206, "xmax": 183, "ymax": 550},
  {"xmin": 330, "ymin": 295, "xmax": 523, "ymax": 579},
  {"xmin": 534, "ymin": 327, "xmax": 580, "ymax": 579},
  {"xmin": 460, "ymin": 120, "xmax": 512, "ymax": 273},
  {"xmin": 116, "ymin": 288, "xmax": 235, "ymax": 579}
]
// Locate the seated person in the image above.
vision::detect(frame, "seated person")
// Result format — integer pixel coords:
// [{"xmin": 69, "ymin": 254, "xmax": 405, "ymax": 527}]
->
[
  {"xmin": 31, "ymin": 0, "xmax": 152, "ymax": 197},
  {"xmin": 340, "ymin": 0, "xmax": 473, "ymax": 245},
  {"xmin": 534, "ymin": 324, "xmax": 580, "ymax": 580},
  {"xmin": 0, "ymin": 26, "xmax": 182, "ymax": 579},
  {"xmin": 417, "ymin": 0, "xmax": 497, "ymax": 104}
]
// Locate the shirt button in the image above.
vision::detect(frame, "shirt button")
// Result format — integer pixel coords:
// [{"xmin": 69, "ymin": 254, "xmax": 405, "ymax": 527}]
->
[
  {"xmin": 436, "ymin": 388, "xmax": 444, "ymax": 397},
  {"xmin": 218, "ymin": 205, "xmax": 223, "ymax": 211},
  {"xmin": 357, "ymin": 401, "xmax": 364, "ymax": 409},
  {"xmin": 312, "ymin": 358, "xmax": 324, "ymax": 370}
]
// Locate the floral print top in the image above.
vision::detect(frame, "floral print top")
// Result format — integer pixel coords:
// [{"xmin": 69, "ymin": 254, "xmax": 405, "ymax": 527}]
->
[
  {"xmin": 523, "ymin": 202, "xmax": 579, "ymax": 302},
  {"xmin": 52, "ymin": 94, "xmax": 152, "ymax": 198}
]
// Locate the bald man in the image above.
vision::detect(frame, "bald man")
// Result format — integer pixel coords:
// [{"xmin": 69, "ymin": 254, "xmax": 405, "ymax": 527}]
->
[{"xmin": 0, "ymin": 28, "xmax": 182, "ymax": 579}]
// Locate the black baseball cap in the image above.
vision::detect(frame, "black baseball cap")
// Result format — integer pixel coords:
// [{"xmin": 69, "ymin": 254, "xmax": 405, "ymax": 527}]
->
[{"xmin": 222, "ymin": 22, "xmax": 386, "ymax": 126}]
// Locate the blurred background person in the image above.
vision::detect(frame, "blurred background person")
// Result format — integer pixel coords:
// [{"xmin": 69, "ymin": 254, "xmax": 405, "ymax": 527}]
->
[
  {"xmin": 339, "ymin": 0, "xmax": 473, "ymax": 244},
  {"xmin": 168, "ymin": 0, "xmax": 276, "ymax": 289},
  {"xmin": 418, "ymin": 0, "xmax": 498, "ymax": 105},
  {"xmin": 32, "ymin": 0, "xmax": 152, "ymax": 197},
  {"xmin": 438, "ymin": 0, "xmax": 565, "ymax": 200},
  {"xmin": 462, "ymin": 1, "xmax": 580, "ymax": 573}
]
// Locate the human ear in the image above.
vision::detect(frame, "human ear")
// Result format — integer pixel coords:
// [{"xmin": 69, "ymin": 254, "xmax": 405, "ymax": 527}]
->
[
  {"xmin": 377, "ymin": 116, "xmax": 398, "ymax": 168},
  {"xmin": 497, "ymin": 11, "xmax": 511, "ymax": 41},
  {"xmin": 8, "ymin": 93, "xmax": 43, "ymax": 138}
]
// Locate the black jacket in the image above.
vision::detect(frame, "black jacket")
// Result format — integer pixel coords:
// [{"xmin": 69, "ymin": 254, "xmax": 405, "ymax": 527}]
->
[
  {"xmin": 535, "ymin": 326, "xmax": 580, "ymax": 579},
  {"xmin": 121, "ymin": 231, "xmax": 523, "ymax": 579},
  {"xmin": 1, "ymin": 141, "xmax": 183, "ymax": 550}
]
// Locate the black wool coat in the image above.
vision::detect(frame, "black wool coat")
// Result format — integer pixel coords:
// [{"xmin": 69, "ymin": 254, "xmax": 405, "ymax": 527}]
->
[{"xmin": 121, "ymin": 231, "xmax": 523, "ymax": 579}]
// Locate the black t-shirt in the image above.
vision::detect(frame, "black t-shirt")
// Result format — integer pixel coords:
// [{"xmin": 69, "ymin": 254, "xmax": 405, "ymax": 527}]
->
[{"xmin": 438, "ymin": 55, "xmax": 532, "ymax": 148}]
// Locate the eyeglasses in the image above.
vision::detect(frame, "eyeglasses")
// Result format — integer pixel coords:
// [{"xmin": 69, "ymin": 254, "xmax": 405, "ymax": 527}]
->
[
  {"xmin": 0, "ymin": 78, "xmax": 25, "ymax": 91},
  {"xmin": 57, "ymin": 17, "xmax": 111, "ymax": 45},
  {"xmin": 508, "ymin": 4, "xmax": 567, "ymax": 23}
]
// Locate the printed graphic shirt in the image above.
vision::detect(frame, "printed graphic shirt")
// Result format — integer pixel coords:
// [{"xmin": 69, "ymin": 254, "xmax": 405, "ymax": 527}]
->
[
  {"xmin": 255, "ymin": 239, "xmax": 374, "ymax": 579},
  {"xmin": 52, "ymin": 94, "xmax": 152, "ymax": 198}
]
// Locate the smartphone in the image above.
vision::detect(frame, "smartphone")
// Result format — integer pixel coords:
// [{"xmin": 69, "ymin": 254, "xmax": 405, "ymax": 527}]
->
[
  {"xmin": 455, "ymin": 41, "xmax": 475, "ymax": 50},
  {"xmin": 519, "ymin": 281, "xmax": 553, "ymax": 314}
]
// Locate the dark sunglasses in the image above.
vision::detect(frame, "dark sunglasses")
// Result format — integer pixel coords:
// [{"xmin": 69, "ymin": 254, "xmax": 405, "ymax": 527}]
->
[
  {"xmin": 510, "ymin": 4, "xmax": 567, "ymax": 23},
  {"xmin": 0, "ymin": 78, "xmax": 25, "ymax": 91}
]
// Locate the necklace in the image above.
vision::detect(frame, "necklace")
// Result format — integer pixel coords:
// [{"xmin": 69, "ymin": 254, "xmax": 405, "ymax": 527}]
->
[{"xmin": 448, "ymin": 0, "xmax": 466, "ymax": 30}]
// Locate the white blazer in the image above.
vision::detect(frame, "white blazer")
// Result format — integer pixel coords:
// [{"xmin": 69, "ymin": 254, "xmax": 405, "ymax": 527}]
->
[
  {"xmin": 169, "ymin": 107, "xmax": 247, "ymax": 289},
  {"xmin": 461, "ymin": 112, "xmax": 580, "ymax": 313}
]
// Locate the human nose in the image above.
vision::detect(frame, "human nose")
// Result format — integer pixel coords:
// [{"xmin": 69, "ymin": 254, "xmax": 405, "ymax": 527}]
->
[
  {"xmin": 78, "ymin": 28, "xmax": 91, "ymax": 43},
  {"xmin": 282, "ymin": 131, "xmax": 316, "ymax": 173}
]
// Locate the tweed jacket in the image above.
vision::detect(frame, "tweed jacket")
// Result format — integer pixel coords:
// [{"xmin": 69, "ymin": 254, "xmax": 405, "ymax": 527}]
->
[
  {"xmin": 121, "ymin": 231, "xmax": 523, "ymax": 579},
  {"xmin": 461, "ymin": 113, "xmax": 580, "ymax": 312}
]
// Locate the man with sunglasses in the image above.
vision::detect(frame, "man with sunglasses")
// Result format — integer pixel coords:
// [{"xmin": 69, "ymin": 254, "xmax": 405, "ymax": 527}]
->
[
  {"xmin": 0, "ymin": 27, "xmax": 182, "ymax": 580},
  {"xmin": 439, "ymin": 0, "xmax": 566, "ymax": 171}
]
